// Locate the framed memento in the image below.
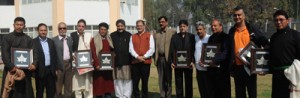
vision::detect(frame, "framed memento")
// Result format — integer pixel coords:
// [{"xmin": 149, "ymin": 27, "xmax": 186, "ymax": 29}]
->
[
  {"xmin": 11, "ymin": 48, "xmax": 33, "ymax": 68},
  {"xmin": 76, "ymin": 50, "xmax": 93, "ymax": 68},
  {"xmin": 250, "ymin": 49, "xmax": 270, "ymax": 74},
  {"xmin": 200, "ymin": 44, "xmax": 220, "ymax": 66},
  {"xmin": 173, "ymin": 50, "xmax": 191, "ymax": 68},
  {"xmin": 98, "ymin": 51, "xmax": 114, "ymax": 70},
  {"xmin": 237, "ymin": 42, "xmax": 258, "ymax": 65}
]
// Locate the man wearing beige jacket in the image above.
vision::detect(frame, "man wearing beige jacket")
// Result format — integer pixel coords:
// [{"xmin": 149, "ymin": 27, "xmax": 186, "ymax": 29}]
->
[{"xmin": 154, "ymin": 16, "xmax": 176, "ymax": 98}]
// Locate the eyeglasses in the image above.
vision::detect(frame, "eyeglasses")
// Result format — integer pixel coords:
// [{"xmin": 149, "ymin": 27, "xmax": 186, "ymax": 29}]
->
[{"xmin": 58, "ymin": 27, "xmax": 66, "ymax": 30}]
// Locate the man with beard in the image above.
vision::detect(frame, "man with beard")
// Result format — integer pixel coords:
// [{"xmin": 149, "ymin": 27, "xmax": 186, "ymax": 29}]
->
[
  {"xmin": 0, "ymin": 17, "xmax": 34, "ymax": 98},
  {"xmin": 111, "ymin": 19, "xmax": 132, "ymax": 98},
  {"xmin": 154, "ymin": 16, "xmax": 175, "ymax": 98},
  {"xmin": 53, "ymin": 22, "xmax": 73, "ymax": 98}
]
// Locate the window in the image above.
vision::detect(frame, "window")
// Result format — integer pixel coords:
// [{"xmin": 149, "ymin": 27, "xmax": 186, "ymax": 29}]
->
[
  {"xmin": 92, "ymin": 25, "xmax": 98, "ymax": 30},
  {"xmin": 86, "ymin": 25, "xmax": 92, "ymax": 30},
  {"xmin": 48, "ymin": 26, "xmax": 52, "ymax": 31},
  {"xmin": 67, "ymin": 25, "xmax": 74, "ymax": 30},
  {"xmin": 0, "ymin": 28, "xmax": 10, "ymax": 33}
]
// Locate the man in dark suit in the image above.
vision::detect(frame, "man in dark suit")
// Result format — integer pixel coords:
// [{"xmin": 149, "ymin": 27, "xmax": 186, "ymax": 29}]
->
[
  {"xmin": 32, "ymin": 23, "xmax": 57, "ymax": 98},
  {"xmin": 53, "ymin": 22, "xmax": 73, "ymax": 98}
]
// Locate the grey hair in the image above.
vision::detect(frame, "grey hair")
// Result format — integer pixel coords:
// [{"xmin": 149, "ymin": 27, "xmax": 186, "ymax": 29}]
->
[{"xmin": 195, "ymin": 21, "xmax": 205, "ymax": 29}]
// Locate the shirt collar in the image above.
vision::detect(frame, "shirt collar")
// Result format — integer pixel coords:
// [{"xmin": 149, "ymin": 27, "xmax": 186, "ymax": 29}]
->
[
  {"xmin": 39, "ymin": 37, "xmax": 47, "ymax": 42},
  {"xmin": 236, "ymin": 26, "xmax": 247, "ymax": 32},
  {"xmin": 77, "ymin": 31, "xmax": 85, "ymax": 36},
  {"xmin": 59, "ymin": 35, "xmax": 67, "ymax": 40}
]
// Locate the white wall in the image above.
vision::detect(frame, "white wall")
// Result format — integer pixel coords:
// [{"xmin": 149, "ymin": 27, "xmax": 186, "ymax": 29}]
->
[
  {"xmin": 120, "ymin": 1, "xmax": 141, "ymax": 26},
  {"xmin": 20, "ymin": 2, "xmax": 52, "ymax": 27},
  {"xmin": 0, "ymin": 6, "xmax": 15, "ymax": 31},
  {"xmin": 64, "ymin": 0, "xmax": 110, "ymax": 25}
]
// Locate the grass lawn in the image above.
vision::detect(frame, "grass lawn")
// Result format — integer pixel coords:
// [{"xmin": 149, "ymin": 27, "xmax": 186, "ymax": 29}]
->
[{"xmin": 0, "ymin": 64, "xmax": 272, "ymax": 98}]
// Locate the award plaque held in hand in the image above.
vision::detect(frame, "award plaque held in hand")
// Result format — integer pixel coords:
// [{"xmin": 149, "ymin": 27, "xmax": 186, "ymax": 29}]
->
[
  {"xmin": 11, "ymin": 48, "xmax": 33, "ymax": 69},
  {"xmin": 76, "ymin": 50, "xmax": 93, "ymax": 68},
  {"xmin": 173, "ymin": 50, "xmax": 191, "ymax": 68},
  {"xmin": 250, "ymin": 49, "xmax": 270, "ymax": 74},
  {"xmin": 237, "ymin": 42, "xmax": 258, "ymax": 65},
  {"xmin": 98, "ymin": 51, "xmax": 114, "ymax": 70},
  {"xmin": 200, "ymin": 43, "xmax": 220, "ymax": 66}
]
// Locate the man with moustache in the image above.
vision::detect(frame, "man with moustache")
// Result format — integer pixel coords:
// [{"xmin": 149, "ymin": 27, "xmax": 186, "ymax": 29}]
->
[
  {"xmin": 111, "ymin": 19, "xmax": 133, "ymax": 98},
  {"xmin": 129, "ymin": 20, "xmax": 155, "ymax": 98},
  {"xmin": 270, "ymin": 10, "xmax": 300, "ymax": 98},
  {"xmin": 206, "ymin": 19, "xmax": 231, "ymax": 98},
  {"xmin": 53, "ymin": 22, "xmax": 73, "ymax": 98},
  {"xmin": 194, "ymin": 21, "xmax": 211, "ymax": 98},
  {"xmin": 32, "ymin": 23, "xmax": 57, "ymax": 98},
  {"xmin": 154, "ymin": 16, "xmax": 175, "ymax": 98},
  {"xmin": 227, "ymin": 6, "xmax": 269, "ymax": 98},
  {"xmin": 1, "ymin": 17, "xmax": 34, "ymax": 98}
]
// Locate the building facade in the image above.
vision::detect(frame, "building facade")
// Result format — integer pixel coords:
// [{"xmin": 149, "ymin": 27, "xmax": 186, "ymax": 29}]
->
[{"xmin": 0, "ymin": 0, "xmax": 143, "ymax": 37}]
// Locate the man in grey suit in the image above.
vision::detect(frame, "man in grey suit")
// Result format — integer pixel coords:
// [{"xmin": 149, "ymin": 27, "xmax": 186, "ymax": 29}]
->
[
  {"xmin": 154, "ymin": 16, "xmax": 176, "ymax": 98},
  {"xmin": 52, "ymin": 22, "xmax": 73, "ymax": 98}
]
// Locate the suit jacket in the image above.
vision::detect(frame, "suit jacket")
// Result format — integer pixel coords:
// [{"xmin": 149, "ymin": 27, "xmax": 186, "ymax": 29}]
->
[
  {"xmin": 32, "ymin": 37, "xmax": 57, "ymax": 78},
  {"xmin": 154, "ymin": 28, "xmax": 176, "ymax": 65},
  {"xmin": 70, "ymin": 31, "xmax": 79, "ymax": 52},
  {"xmin": 52, "ymin": 35, "xmax": 73, "ymax": 70}
]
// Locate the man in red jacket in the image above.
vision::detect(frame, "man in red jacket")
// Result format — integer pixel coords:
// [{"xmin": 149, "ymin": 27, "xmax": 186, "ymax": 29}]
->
[{"xmin": 129, "ymin": 20, "xmax": 155, "ymax": 98}]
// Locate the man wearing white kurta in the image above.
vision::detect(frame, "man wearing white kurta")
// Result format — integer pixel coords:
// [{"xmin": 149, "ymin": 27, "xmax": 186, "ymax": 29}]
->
[{"xmin": 71, "ymin": 19, "xmax": 93, "ymax": 98}]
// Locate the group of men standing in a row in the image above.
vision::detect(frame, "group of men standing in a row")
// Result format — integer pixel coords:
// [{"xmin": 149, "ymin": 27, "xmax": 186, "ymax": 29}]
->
[
  {"xmin": 0, "ymin": 6, "xmax": 299, "ymax": 98},
  {"xmin": 154, "ymin": 7, "xmax": 300, "ymax": 98}
]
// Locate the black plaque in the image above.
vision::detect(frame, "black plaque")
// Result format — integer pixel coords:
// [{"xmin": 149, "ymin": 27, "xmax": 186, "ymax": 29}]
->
[
  {"xmin": 200, "ymin": 44, "xmax": 220, "ymax": 66},
  {"xmin": 250, "ymin": 49, "xmax": 270, "ymax": 74},
  {"xmin": 11, "ymin": 48, "xmax": 33, "ymax": 68},
  {"xmin": 76, "ymin": 50, "xmax": 92, "ymax": 68},
  {"xmin": 237, "ymin": 42, "xmax": 258, "ymax": 65},
  {"xmin": 174, "ymin": 50, "xmax": 190, "ymax": 68},
  {"xmin": 98, "ymin": 51, "xmax": 114, "ymax": 70}
]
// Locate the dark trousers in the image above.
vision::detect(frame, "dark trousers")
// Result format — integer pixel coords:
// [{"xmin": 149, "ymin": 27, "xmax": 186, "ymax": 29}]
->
[
  {"xmin": 196, "ymin": 70, "xmax": 213, "ymax": 98},
  {"xmin": 175, "ymin": 68, "xmax": 193, "ymax": 98},
  {"xmin": 35, "ymin": 66, "xmax": 56, "ymax": 98},
  {"xmin": 131, "ymin": 63, "xmax": 151, "ymax": 98},
  {"xmin": 233, "ymin": 66, "xmax": 257, "ymax": 98},
  {"xmin": 157, "ymin": 56, "xmax": 172, "ymax": 98},
  {"xmin": 271, "ymin": 70, "xmax": 290, "ymax": 98},
  {"xmin": 207, "ymin": 68, "xmax": 231, "ymax": 98}
]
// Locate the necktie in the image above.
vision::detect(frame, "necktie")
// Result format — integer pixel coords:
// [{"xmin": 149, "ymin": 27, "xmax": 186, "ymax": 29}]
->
[{"xmin": 63, "ymin": 37, "xmax": 70, "ymax": 60}]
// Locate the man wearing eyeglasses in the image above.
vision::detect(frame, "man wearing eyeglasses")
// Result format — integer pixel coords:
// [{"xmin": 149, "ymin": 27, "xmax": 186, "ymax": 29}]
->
[
  {"xmin": 269, "ymin": 10, "xmax": 300, "ymax": 98},
  {"xmin": 227, "ymin": 6, "xmax": 269, "ymax": 98},
  {"xmin": 53, "ymin": 22, "xmax": 74, "ymax": 98}
]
